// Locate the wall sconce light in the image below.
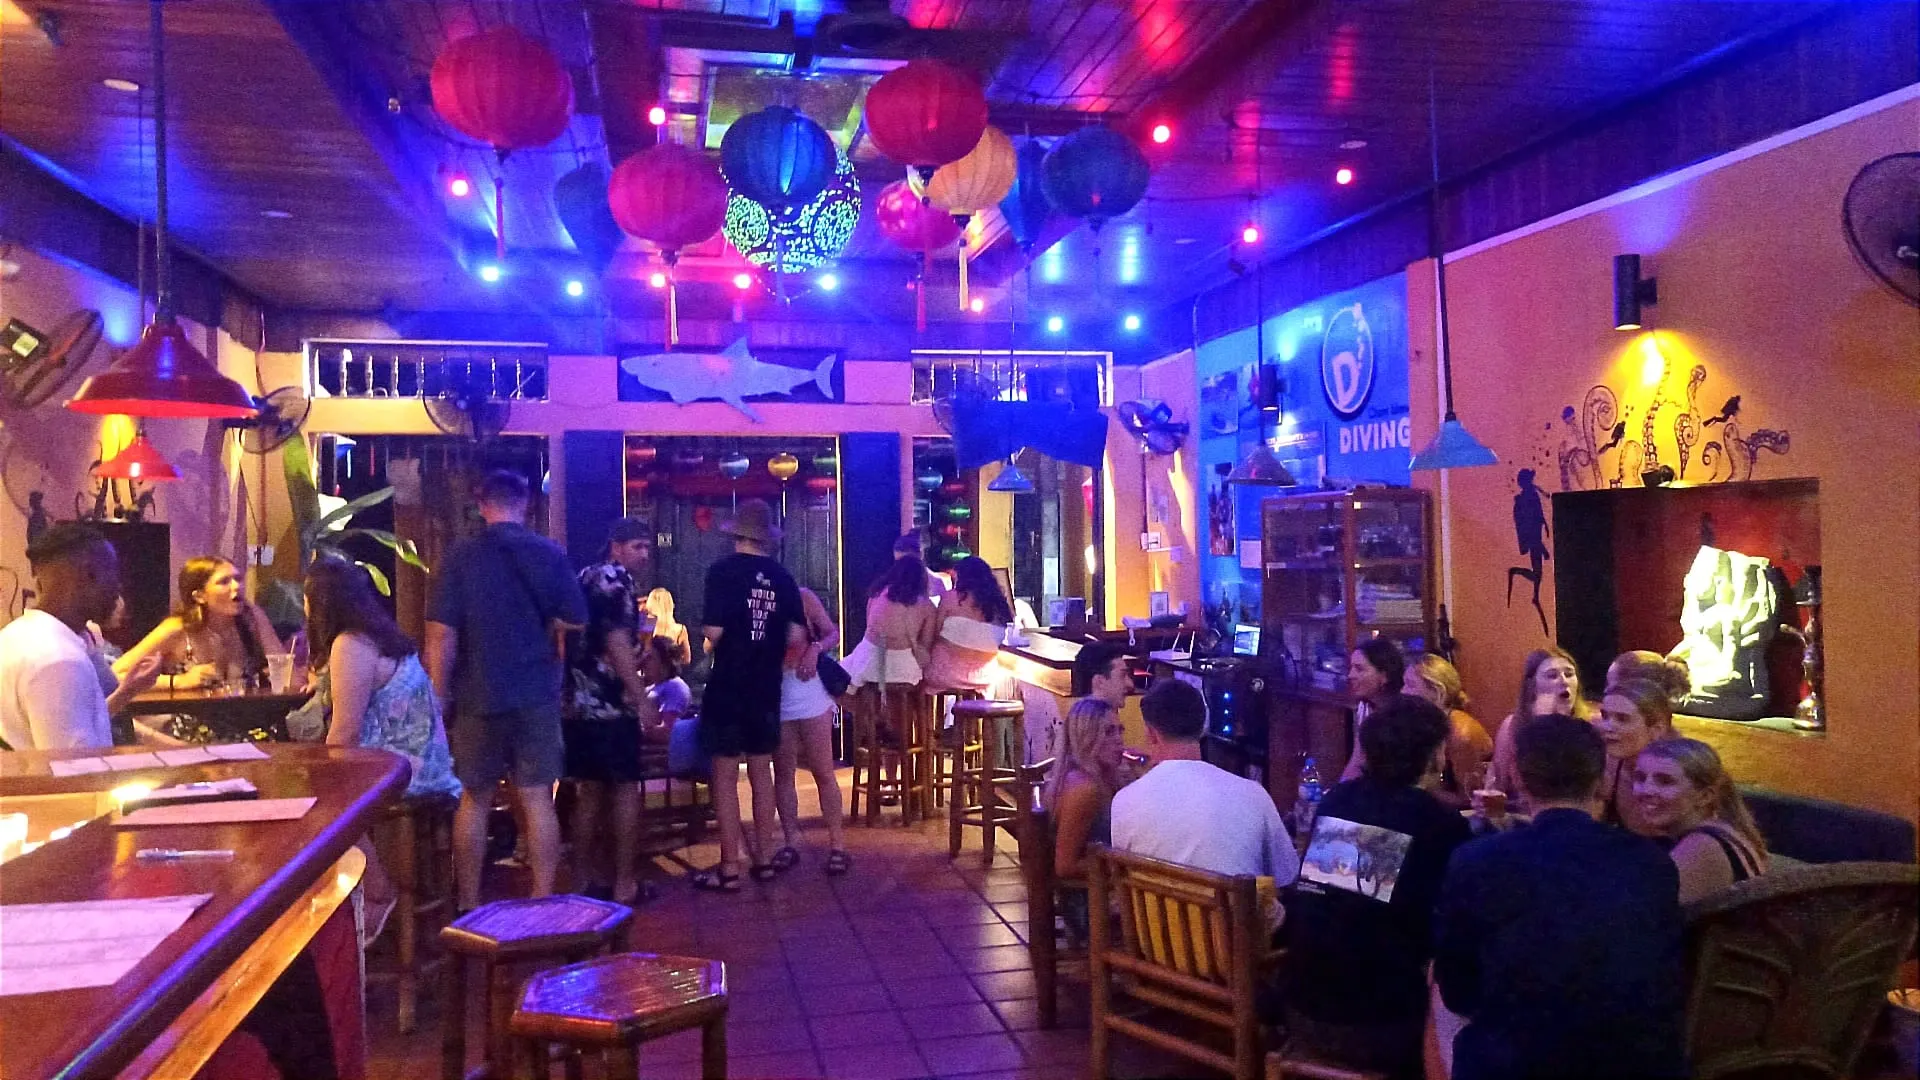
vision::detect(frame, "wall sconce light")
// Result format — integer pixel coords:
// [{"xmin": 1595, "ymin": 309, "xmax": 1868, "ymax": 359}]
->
[
  {"xmin": 1257, "ymin": 364, "xmax": 1283, "ymax": 415},
  {"xmin": 1613, "ymin": 254, "xmax": 1658, "ymax": 330}
]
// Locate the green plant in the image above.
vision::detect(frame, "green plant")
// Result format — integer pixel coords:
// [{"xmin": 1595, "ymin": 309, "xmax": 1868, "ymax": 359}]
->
[{"xmin": 261, "ymin": 437, "xmax": 428, "ymax": 630}]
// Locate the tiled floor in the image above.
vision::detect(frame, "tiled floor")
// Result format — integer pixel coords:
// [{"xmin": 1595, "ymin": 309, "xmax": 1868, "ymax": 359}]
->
[{"xmin": 366, "ymin": 769, "xmax": 1205, "ymax": 1080}]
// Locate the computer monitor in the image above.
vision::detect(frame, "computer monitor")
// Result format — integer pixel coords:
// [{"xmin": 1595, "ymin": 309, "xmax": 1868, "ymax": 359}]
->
[{"xmin": 1232, "ymin": 624, "xmax": 1262, "ymax": 657}]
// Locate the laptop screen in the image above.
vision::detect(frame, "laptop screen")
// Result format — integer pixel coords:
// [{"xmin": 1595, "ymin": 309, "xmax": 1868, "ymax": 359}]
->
[{"xmin": 1232, "ymin": 624, "xmax": 1261, "ymax": 657}]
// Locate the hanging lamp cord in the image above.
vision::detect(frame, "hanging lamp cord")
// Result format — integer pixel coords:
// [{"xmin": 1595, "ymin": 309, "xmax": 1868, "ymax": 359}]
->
[
  {"xmin": 149, "ymin": 0, "xmax": 172, "ymax": 317},
  {"xmin": 1427, "ymin": 46, "xmax": 1460, "ymax": 421}
]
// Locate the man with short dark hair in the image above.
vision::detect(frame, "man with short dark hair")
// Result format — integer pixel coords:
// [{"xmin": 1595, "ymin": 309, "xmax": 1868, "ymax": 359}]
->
[
  {"xmin": 1070, "ymin": 641, "xmax": 1131, "ymax": 707},
  {"xmin": 1434, "ymin": 713, "xmax": 1686, "ymax": 1080},
  {"xmin": 1111, "ymin": 679, "xmax": 1298, "ymax": 882},
  {"xmin": 1283, "ymin": 695, "xmax": 1472, "ymax": 1077},
  {"xmin": 427, "ymin": 470, "xmax": 587, "ymax": 909},
  {"xmin": 1, "ymin": 524, "xmax": 162, "ymax": 750},
  {"xmin": 894, "ymin": 528, "xmax": 948, "ymax": 598}
]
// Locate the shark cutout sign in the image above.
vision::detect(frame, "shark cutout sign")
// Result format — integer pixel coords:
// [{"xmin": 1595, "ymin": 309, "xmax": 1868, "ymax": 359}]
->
[{"xmin": 617, "ymin": 339, "xmax": 840, "ymax": 422}]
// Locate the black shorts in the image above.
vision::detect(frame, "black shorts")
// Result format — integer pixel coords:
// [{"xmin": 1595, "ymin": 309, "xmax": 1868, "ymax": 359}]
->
[
  {"xmin": 449, "ymin": 703, "xmax": 565, "ymax": 791},
  {"xmin": 562, "ymin": 715, "xmax": 643, "ymax": 783},
  {"xmin": 697, "ymin": 699, "xmax": 780, "ymax": 759}
]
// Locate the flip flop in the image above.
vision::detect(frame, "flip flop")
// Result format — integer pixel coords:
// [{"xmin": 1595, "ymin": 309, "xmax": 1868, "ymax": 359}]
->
[
  {"xmin": 769, "ymin": 846, "xmax": 801, "ymax": 873},
  {"xmin": 748, "ymin": 863, "xmax": 780, "ymax": 882},
  {"xmin": 825, "ymin": 850, "xmax": 852, "ymax": 876},
  {"xmin": 691, "ymin": 867, "xmax": 741, "ymax": 893}
]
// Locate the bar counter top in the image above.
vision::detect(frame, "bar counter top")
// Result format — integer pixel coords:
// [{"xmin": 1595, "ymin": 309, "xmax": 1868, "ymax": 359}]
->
[{"xmin": 0, "ymin": 744, "xmax": 407, "ymax": 1080}]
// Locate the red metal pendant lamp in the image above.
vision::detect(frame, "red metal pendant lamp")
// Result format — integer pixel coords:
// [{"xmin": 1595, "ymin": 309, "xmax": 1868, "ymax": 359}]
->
[
  {"xmin": 430, "ymin": 26, "xmax": 575, "ymax": 261},
  {"xmin": 66, "ymin": 1, "xmax": 255, "ymax": 420},
  {"xmin": 93, "ymin": 427, "xmax": 179, "ymax": 481}
]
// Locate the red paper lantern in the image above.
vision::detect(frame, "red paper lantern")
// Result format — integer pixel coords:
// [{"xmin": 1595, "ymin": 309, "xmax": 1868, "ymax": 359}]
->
[
  {"xmin": 876, "ymin": 180, "xmax": 962, "ymax": 331},
  {"xmin": 864, "ymin": 60, "xmax": 988, "ymax": 178},
  {"xmin": 608, "ymin": 144, "xmax": 728, "ymax": 346},
  {"xmin": 430, "ymin": 28, "xmax": 574, "ymax": 150}
]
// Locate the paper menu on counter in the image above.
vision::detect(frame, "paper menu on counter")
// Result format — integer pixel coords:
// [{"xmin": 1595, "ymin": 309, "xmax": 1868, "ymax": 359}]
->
[
  {"xmin": 155, "ymin": 747, "xmax": 219, "ymax": 766},
  {"xmin": 103, "ymin": 753, "xmax": 165, "ymax": 772},
  {"xmin": 117, "ymin": 797, "xmax": 315, "ymax": 827},
  {"xmin": 49, "ymin": 758, "xmax": 111, "ymax": 777},
  {"xmin": 205, "ymin": 743, "xmax": 269, "ymax": 761},
  {"xmin": 0, "ymin": 893, "xmax": 213, "ymax": 996}
]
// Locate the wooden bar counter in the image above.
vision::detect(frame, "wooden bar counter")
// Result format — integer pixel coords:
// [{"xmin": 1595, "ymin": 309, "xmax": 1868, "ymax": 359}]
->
[{"xmin": 0, "ymin": 745, "xmax": 407, "ymax": 1080}]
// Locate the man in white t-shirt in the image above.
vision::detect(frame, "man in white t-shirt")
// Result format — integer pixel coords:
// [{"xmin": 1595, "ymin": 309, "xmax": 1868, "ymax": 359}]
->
[
  {"xmin": 1112, "ymin": 678, "xmax": 1299, "ymax": 884},
  {"xmin": 0, "ymin": 524, "xmax": 161, "ymax": 751}
]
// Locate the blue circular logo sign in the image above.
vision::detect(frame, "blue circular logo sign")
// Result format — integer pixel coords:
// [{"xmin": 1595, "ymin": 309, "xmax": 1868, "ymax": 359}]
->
[{"xmin": 1320, "ymin": 302, "xmax": 1375, "ymax": 420}]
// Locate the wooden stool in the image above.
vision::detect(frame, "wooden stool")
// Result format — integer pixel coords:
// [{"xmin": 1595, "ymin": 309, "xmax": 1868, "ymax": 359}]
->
[
  {"xmin": 948, "ymin": 698, "xmax": 1026, "ymax": 861},
  {"xmin": 849, "ymin": 683, "xmax": 933, "ymax": 825},
  {"xmin": 929, "ymin": 688, "xmax": 983, "ymax": 808},
  {"xmin": 510, "ymin": 952, "xmax": 728, "ymax": 1080},
  {"xmin": 440, "ymin": 895, "xmax": 633, "ymax": 1080},
  {"xmin": 367, "ymin": 791, "xmax": 458, "ymax": 1034}
]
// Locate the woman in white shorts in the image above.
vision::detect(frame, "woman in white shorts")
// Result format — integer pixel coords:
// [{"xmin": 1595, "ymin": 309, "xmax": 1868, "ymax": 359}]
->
[{"xmin": 771, "ymin": 586, "xmax": 849, "ymax": 875}]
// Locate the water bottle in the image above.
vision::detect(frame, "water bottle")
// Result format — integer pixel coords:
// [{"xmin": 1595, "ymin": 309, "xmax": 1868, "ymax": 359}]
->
[{"xmin": 1295, "ymin": 756, "xmax": 1325, "ymax": 835}]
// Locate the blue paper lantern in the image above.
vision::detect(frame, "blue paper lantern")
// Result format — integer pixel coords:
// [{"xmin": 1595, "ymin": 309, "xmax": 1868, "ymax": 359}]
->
[
  {"xmin": 719, "ymin": 452, "xmax": 750, "ymax": 480},
  {"xmin": 721, "ymin": 106, "xmax": 835, "ymax": 211},
  {"xmin": 998, "ymin": 137, "xmax": 1053, "ymax": 254},
  {"xmin": 1041, "ymin": 125, "xmax": 1149, "ymax": 232},
  {"xmin": 724, "ymin": 153, "xmax": 861, "ymax": 273}
]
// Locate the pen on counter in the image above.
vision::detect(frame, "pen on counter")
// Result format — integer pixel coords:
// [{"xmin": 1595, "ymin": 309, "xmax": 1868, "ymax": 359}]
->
[{"xmin": 135, "ymin": 848, "xmax": 236, "ymax": 861}]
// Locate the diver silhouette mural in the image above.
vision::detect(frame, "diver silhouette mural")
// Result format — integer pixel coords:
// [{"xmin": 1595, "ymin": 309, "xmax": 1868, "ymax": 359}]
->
[{"xmin": 1506, "ymin": 469, "xmax": 1551, "ymax": 635}]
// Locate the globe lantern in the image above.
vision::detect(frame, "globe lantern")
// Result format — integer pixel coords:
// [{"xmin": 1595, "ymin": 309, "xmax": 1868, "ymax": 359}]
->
[
  {"xmin": 721, "ymin": 106, "xmax": 835, "ymax": 211},
  {"xmin": 429, "ymin": 27, "xmax": 575, "ymax": 259},
  {"xmin": 863, "ymin": 59, "xmax": 988, "ymax": 182},
  {"xmin": 876, "ymin": 180, "xmax": 963, "ymax": 331},
  {"xmin": 723, "ymin": 153, "xmax": 861, "ymax": 275},
  {"xmin": 608, "ymin": 144, "xmax": 729, "ymax": 346},
  {"xmin": 923, "ymin": 126, "xmax": 1016, "ymax": 310},
  {"xmin": 998, "ymin": 137, "xmax": 1054, "ymax": 255},
  {"xmin": 1042, "ymin": 125, "xmax": 1150, "ymax": 235}
]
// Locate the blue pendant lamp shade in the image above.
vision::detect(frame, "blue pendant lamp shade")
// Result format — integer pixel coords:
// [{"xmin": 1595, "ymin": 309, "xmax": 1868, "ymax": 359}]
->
[
  {"xmin": 1410, "ymin": 417, "xmax": 1497, "ymax": 470},
  {"xmin": 987, "ymin": 456, "xmax": 1034, "ymax": 493},
  {"xmin": 1040, "ymin": 126, "xmax": 1149, "ymax": 231},
  {"xmin": 721, "ymin": 106, "xmax": 836, "ymax": 211},
  {"xmin": 1227, "ymin": 442, "xmax": 1296, "ymax": 487},
  {"xmin": 999, "ymin": 138, "xmax": 1054, "ymax": 252}
]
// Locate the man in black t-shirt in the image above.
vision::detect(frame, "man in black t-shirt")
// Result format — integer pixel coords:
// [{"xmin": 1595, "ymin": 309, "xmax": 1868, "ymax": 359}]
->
[
  {"xmin": 1284, "ymin": 695, "xmax": 1472, "ymax": 1079},
  {"xmin": 694, "ymin": 499, "xmax": 804, "ymax": 891}
]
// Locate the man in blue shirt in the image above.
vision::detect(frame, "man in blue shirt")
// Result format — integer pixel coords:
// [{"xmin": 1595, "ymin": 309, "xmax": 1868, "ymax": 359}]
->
[
  {"xmin": 1434, "ymin": 713, "xmax": 1686, "ymax": 1080},
  {"xmin": 427, "ymin": 470, "xmax": 587, "ymax": 909}
]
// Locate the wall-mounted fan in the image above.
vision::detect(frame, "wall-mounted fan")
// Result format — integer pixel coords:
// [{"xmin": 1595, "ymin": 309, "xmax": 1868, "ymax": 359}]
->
[
  {"xmin": 426, "ymin": 367, "xmax": 509, "ymax": 442},
  {"xmin": 225, "ymin": 386, "xmax": 311, "ymax": 454},
  {"xmin": 1117, "ymin": 400, "xmax": 1189, "ymax": 456},
  {"xmin": 1843, "ymin": 151, "xmax": 1920, "ymax": 306},
  {"xmin": 0, "ymin": 309, "xmax": 105, "ymax": 408}
]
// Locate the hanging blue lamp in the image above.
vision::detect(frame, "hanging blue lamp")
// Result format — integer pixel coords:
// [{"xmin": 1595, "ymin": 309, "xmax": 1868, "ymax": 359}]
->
[
  {"xmin": 998, "ymin": 137, "xmax": 1054, "ymax": 254},
  {"xmin": 721, "ymin": 106, "xmax": 836, "ymax": 211},
  {"xmin": 988, "ymin": 456, "xmax": 1034, "ymax": 493}
]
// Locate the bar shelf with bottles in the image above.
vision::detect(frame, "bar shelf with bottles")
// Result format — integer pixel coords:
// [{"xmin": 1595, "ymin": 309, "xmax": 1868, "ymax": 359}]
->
[{"xmin": 1259, "ymin": 487, "xmax": 1437, "ymax": 824}]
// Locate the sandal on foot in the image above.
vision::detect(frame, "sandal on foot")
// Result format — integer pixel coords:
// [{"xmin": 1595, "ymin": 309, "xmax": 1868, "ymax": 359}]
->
[
  {"xmin": 825, "ymin": 850, "xmax": 853, "ymax": 876},
  {"xmin": 769, "ymin": 846, "xmax": 800, "ymax": 873},
  {"xmin": 748, "ymin": 863, "xmax": 780, "ymax": 882},
  {"xmin": 691, "ymin": 867, "xmax": 741, "ymax": 892}
]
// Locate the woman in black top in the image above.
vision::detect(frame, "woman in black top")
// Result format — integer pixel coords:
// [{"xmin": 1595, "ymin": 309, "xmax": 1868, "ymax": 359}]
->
[
  {"xmin": 1630, "ymin": 737, "xmax": 1769, "ymax": 903},
  {"xmin": 1284, "ymin": 694, "xmax": 1473, "ymax": 1079}
]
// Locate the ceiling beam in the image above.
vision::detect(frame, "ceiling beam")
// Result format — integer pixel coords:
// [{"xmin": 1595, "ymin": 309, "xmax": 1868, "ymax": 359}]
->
[{"xmin": 588, "ymin": 2, "xmax": 664, "ymax": 166}]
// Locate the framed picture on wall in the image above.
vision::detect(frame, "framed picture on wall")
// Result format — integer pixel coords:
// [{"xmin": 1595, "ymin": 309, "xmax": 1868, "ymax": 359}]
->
[{"xmin": 1149, "ymin": 591, "xmax": 1171, "ymax": 618}]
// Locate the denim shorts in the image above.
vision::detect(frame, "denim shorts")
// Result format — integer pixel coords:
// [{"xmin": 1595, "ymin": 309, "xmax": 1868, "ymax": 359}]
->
[{"xmin": 449, "ymin": 703, "xmax": 564, "ymax": 791}]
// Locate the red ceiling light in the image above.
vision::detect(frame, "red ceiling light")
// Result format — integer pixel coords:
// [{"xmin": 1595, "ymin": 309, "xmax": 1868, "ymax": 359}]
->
[
  {"xmin": 733, "ymin": 272, "xmax": 753, "ymax": 291},
  {"xmin": 647, "ymin": 104, "xmax": 668, "ymax": 126},
  {"xmin": 969, "ymin": 297, "xmax": 986, "ymax": 314},
  {"xmin": 67, "ymin": 0, "xmax": 256, "ymax": 420},
  {"xmin": 1241, "ymin": 224, "xmax": 1260, "ymax": 245},
  {"xmin": 447, "ymin": 173, "xmax": 473, "ymax": 198},
  {"xmin": 648, "ymin": 271, "xmax": 668, "ymax": 289},
  {"xmin": 93, "ymin": 431, "xmax": 179, "ymax": 481},
  {"xmin": 1335, "ymin": 166, "xmax": 1355, "ymax": 186},
  {"xmin": 1149, "ymin": 122, "xmax": 1172, "ymax": 145}
]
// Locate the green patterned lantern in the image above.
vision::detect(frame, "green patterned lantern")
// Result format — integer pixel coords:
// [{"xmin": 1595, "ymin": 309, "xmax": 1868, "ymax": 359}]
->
[{"xmin": 723, "ymin": 152, "xmax": 861, "ymax": 273}]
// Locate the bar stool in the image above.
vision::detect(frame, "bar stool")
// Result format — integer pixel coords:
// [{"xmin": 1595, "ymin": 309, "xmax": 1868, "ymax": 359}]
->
[
  {"xmin": 440, "ymin": 895, "xmax": 633, "ymax": 1080},
  {"xmin": 948, "ymin": 698, "xmax": 1027, "ymax": 861},
  {"xmin": 366, "ymin": 791, "xmax": 458, "ymax": 1034},
  {"xmin": 849, "ymin": 683, "xmax": 933, "ymax": 825},
  {"xmin": 929, "ymin": 687, "xmax": 983, "ymax": 808},
  {"xmin": 510, "ymin": 952, "xmax": 728, "ymax": 1080}
]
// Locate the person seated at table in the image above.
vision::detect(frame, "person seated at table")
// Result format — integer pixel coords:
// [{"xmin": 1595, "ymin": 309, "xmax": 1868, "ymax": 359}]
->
[
  {"xmin": 1593, "ymin": 678, "xmax": 1674, "ymax": 831},
  {"xmin": 1283, "ymin": 695, "xmax": 1473, "ymax": 1079},
  {"xmin": 641, "ymin": 587, "xmax": 694, "ymax": 669},
  {"xmin": 1434, "ymin": 714, "xmax": 1685, "ymax": 1080},
  {"xmin": 842, "ymin": 555, "xmax": 937, "ymax": 690},
  {"xmin": 1631, "ymin": 737, "xmax": 1769, "ymax": 903},
  {"xmin": 1047, "ymin": 696, "xmax": 1127, "ymax": 879},
  {"xmin": 1607, "ymin": 648, "xmax": 1691, "ymax": 703},
  {"xmin": 637, "ymin": 635, "xmax": 705, "ymax": 779},
  {"xmin": 115, "ymin": 555, "xmax": 283, "ymax": 693},
  {"xmin": 1403, "ymin": 652, "xmax": 1494, "ymax": 811},
  {"xmin": 924, "ymin": 556, "xmax": 1013, "ymax": 694},
  {"xmin": 295, "ymin": 557, "xmax": 460, "ymax": 944},
  {"xmin": 1113, "ymin": 679, "xmax": 1299, "ymax": 885},
  {"xmin": 1, "ymin": 524, "xmax": 163, "ymax": 751},
  {"xmin": 1486, "ymin": 646, "xmax": 1595, "ymax": 813},
  {"xmin": 1340, "ymin": 637, "xmax": 1407, "ymax": 782}
]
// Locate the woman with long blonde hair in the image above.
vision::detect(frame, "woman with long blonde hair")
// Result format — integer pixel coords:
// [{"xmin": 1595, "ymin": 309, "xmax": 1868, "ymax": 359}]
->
[
  {"xmin": 1404, "ymin": 653, "xmax": 1494, "ymax": 811},
  {"xmin": 1631, "ymin": 737, "xmax": 1769, "ymax": 903},
  {"xmin": 641, "ymin": 587, "xmax": 693, "ymax": 668},
  {"xmin": 1487, "ymin": 646, "xmax": 1595, "ymax": 807},
  {"xmin": 1045, "ymin": 696, "xmax": 1127, "ymax": 880}
]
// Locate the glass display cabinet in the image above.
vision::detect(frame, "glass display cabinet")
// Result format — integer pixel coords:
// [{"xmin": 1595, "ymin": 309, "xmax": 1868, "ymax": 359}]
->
[{"xmin": 1261, "ymin": 487, "xmax": 1436, "ymax": 693}]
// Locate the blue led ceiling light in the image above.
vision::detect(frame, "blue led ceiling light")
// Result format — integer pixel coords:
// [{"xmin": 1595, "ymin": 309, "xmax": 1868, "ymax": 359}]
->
[{"xmin": 724, "ymin": 152, "xmax": 861, "ymax": 274}]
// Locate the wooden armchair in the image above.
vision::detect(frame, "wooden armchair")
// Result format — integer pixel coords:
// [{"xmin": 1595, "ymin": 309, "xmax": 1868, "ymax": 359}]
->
[
  {"xmin": 1007, "ymin": 758, "xmax": 1069, "ymax": 1027},
  {"xmin": 1682, "ymin": 860, "xmax": 1920, "ymax": 1080}
]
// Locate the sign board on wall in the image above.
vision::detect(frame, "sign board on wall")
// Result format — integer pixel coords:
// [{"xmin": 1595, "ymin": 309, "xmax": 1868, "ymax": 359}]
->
[{"xmin": 1192, "ymin": 271, "xmax": 1411, "ymax": 636}]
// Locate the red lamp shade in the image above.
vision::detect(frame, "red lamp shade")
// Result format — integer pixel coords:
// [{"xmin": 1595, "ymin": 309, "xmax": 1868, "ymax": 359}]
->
[
  {"xmin": 429, "ymin": 27, "xmax": 574, "ymax": 151},
  {"xmin": 864, "ymin": 59, "xmax": 988, "ymax": 174},
  {"xmin": 93, "ymin": 434, "xmax": 179, "ymax": 481},
  {"xmin": 608, "ymin": 144, "xmax": 728, "ymax": 252},
  {"xmin": 875, "ymin": 180, "xmax": 962, "ymax": 252},
  {"xmin": 65, "ymin": 314, "xmax": 256, "ymax": 419}
]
